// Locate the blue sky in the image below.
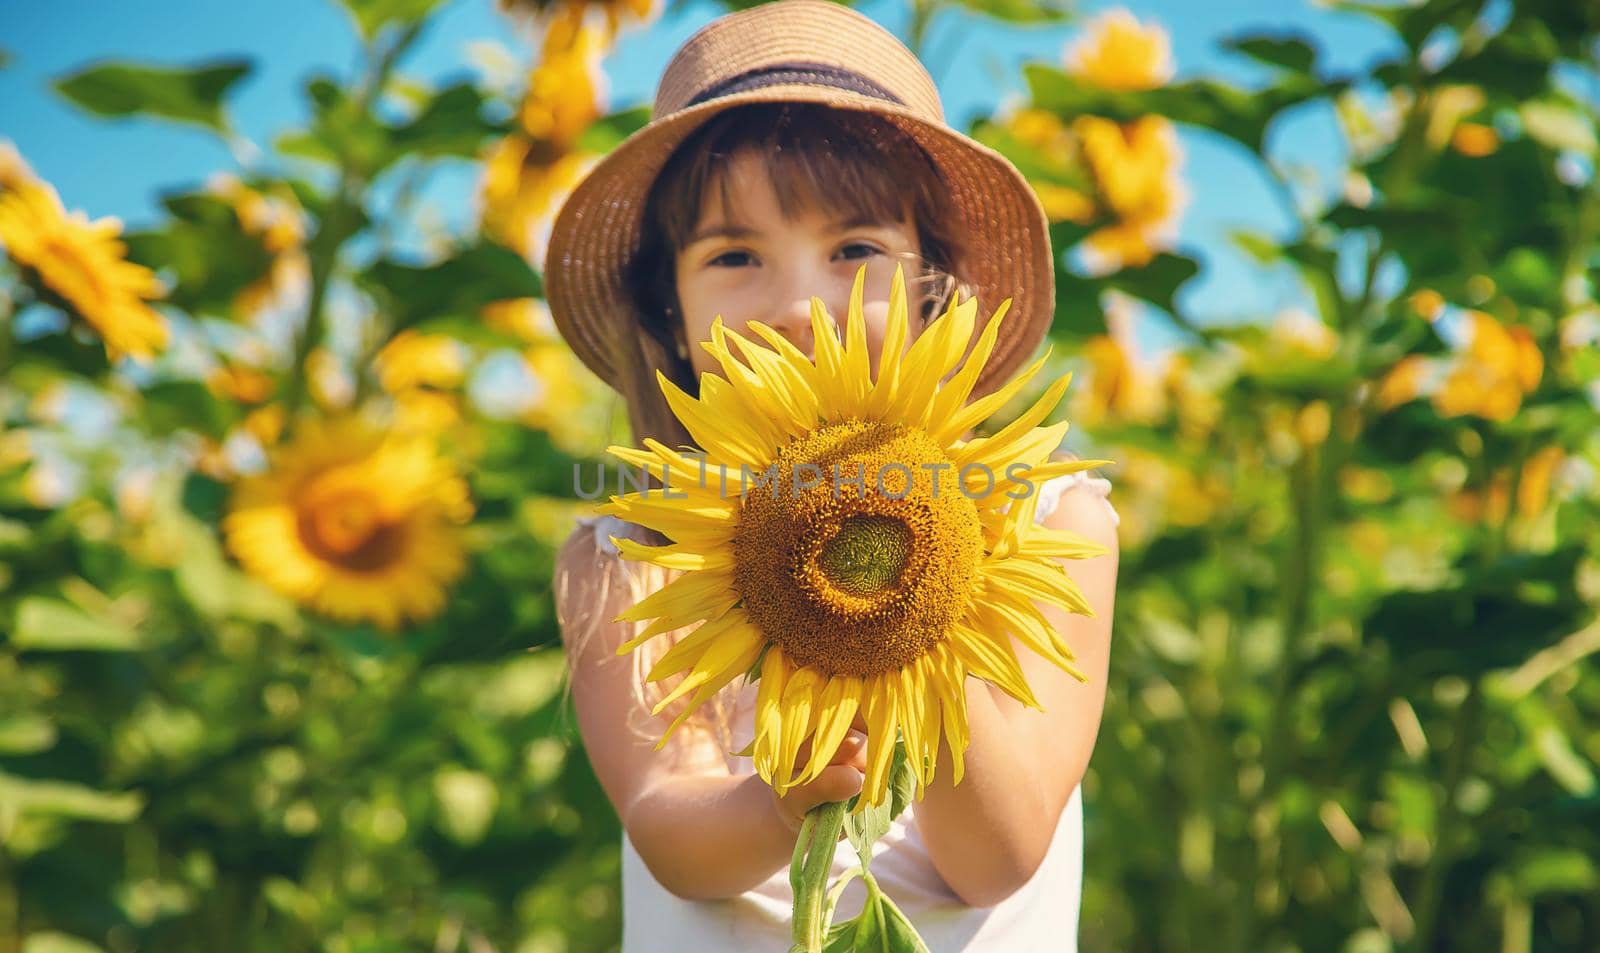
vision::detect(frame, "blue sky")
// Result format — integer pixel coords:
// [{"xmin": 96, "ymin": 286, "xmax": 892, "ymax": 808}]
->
[{"xmin": 0, "ymin": 0, "xmax": 1405, "ymax": 354}]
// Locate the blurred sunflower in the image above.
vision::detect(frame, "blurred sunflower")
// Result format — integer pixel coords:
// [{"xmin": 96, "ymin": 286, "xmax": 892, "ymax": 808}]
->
[
  {"xmin": 374, "ymin": 330, "xmax": 469, "ymax": 393},
  {"xmin": 603, "ymin": 266, "xmax": 1111, "ymax": 810},
  {"xmin": 1433, "ymin": 311, "xmax": 1542, "ymax": 421},
  {"xmin": 0, "ymin": 172, "xmax": 168, "ymax": 362},
  {"xmin": 1450, "ymin": 122, "xmax": 1500, "ymax": 156},
  {"xmin": 1065, "ymin": 8, "xmax": 1174, "ymax": 92},
  {"xmin": 480, "ymin": 18, "xmax": 606, "ymax": 259},
  {"xmin": 222, "ymin": 416, "xmax": 475, "ymax": 631},
  {"xmin": 207, "ymin": 173, "xmax": 309, "ymax": 319},
  {"xmin": 1074, "ymin": 114, "xmax": 1186, "ymax": 273},
  {"xmin": 517, "ymin": 339, "xmax": 606, "ymax": 452},
  {"xmin": 1072, "ymin": 293, "xmax": 1169, "ymax": 427},
  {"xmin": 991, "ymin": 108, "xmax": 1097, "ymax": 225},
  {"xmin": 497, "ymin": 0, "xmax": 661, "ymax": 48}
]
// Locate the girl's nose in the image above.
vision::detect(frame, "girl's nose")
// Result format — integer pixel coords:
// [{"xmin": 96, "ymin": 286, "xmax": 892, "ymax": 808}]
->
[{"xmin": 760, "ymin": 296, "xmax": 819, "ymax": 361}]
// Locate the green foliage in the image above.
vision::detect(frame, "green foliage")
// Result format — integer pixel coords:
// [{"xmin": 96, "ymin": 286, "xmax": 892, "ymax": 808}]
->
[
  {"xmin": 1024, "ymin": 63, "xmax": 1340, "ymax": 154},
  {"xmin": 1219, "ymin": 33, "xmax": 1319, "ymax": 77},
  {"xmin": 948, "ymin": 0, "xmax": 1070, "ymax": 24},
  {"xmin": 360, "ymin": 240, "xmax": 543, "ymax": 332},
  {"xmin": 53, "ymin": 60, "xmax": 251, "ymax": 133},
  {"xmin": 124, "ymin": 192, "xmax": 277, "ymax": 318},
  {"xmin": 338, "ymin": 0, "xmax": 447, "ymax": 39}
]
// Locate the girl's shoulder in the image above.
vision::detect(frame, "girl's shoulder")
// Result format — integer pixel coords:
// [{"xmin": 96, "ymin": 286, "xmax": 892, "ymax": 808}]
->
[{"xmin": 552, "ymin": 514, "xmax": 656, "ymax": 659}]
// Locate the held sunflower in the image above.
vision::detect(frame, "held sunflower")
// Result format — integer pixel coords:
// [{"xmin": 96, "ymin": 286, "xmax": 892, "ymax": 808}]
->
[{"xmin": 602, "ymin": 263, "xmax": 1112, "ymax": 811}]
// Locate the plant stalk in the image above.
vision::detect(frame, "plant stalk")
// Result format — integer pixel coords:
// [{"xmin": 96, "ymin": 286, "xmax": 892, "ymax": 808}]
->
[{"xmin": 789, "ymin": 800, "xmax": 847, "ymax": 953}]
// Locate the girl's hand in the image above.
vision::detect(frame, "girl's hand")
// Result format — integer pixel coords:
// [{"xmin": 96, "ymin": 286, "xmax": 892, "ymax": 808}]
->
[{"xmin": 768, "ymin": 728, "xmax": 869, "ymax": 835}]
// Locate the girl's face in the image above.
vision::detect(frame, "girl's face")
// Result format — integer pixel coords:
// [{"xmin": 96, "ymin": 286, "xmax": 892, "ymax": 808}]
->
[{"xmin": 672, "ymin": 149, "xmax": 927, "ymax": 377}]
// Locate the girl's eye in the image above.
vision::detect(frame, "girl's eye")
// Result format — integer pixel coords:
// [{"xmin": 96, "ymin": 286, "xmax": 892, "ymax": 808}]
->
[
  {"xmin": 837, "ymin": 242, "xmax": 882, "ymax": 261},
  {"xmin": 708, "ymin": 250, "xmax": 755, "ymax": 268}
]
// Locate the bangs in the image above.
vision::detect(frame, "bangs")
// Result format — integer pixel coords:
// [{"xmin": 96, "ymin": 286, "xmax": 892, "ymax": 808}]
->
[{"xmin": 653, "ymin": 102, "xmax": 946, "ymax": 253}]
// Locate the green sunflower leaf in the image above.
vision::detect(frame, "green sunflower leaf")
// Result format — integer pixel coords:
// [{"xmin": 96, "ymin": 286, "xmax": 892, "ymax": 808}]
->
[
  {"xmin": 875, "ymin": 890, "xmax": 934, "ymax": 953},
  {"xmin": 1220, "ymin": 33, "xmax": 1318, "ymax": 76},
  {"xmin": 54, "ymin": 59, "xmax": 251, "ymax": 133},
  {"xmin": 845, "ymin": 741, "xmax": 914, "ymax": 868},
  {"xmin": 338, "ymin": 0, "xmax": 443, "ymax": 40},
  {"xmin": 888, "ymin": 742, "xmax": 916, "ymax": 824},
  {"xmin": 12, "ymin": 597, "xmax": 143, "ymax": 652},
  {"xmin": 823, "ymin": 919, "xmax": 858, "ymax": 953},
  {"xmin": 358, "ymin": 240, "xmax": 542, "ymax": 331},
  {"xmin": 844, "ymin": 793, "xmax": 891, "ymax": 869}
]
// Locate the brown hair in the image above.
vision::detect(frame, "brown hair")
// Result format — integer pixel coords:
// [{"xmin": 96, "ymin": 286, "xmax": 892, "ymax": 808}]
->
[{"xmin": 561, "ymin": 102, "xmax": 967, "ymax": 752}]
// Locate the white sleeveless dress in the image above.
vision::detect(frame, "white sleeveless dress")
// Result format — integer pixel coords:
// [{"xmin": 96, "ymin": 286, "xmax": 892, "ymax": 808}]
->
[{"xmin": 578, "ymin": 462, "xmax": 1118, "ymax": 953}]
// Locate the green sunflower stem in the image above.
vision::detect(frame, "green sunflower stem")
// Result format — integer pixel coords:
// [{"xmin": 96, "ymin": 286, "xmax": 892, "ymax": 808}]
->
[{"xmin": 789, "ymin": 799, "xmax": 848, "ymax": 953}]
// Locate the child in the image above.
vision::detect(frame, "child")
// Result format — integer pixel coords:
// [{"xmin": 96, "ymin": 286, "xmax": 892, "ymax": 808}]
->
[{"xmin": 543, "ymin": 1, "xmax": 1120, "ymax": 949}]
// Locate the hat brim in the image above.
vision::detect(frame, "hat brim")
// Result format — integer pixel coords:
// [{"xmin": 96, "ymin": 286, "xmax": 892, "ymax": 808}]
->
[{"xmin": 543, "ymin": 84, "xmax": 1055, "ymax": 401}]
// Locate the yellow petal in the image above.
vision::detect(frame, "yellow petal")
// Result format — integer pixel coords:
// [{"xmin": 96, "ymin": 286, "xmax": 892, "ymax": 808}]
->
[
  {"xmin": 654, "ymin": 639, "xmax": 764, "ymax": 750},
  {"xmin": 985, "ymin": 557, "xmax": 1096, "ymax": 617},
  {"xmin": 649, "ymin": 622, "xmax": 764, "ymax": 724},
  {"xmin": 797, "ymin": 674, "xmax": 862, "ymax": 786},
  {"xmin": 972, "ymin": 594, "xmax": 1085, "ymax": 682},
  {"xmin": 888, "ymin": 293, "xmax": 977, "ymax": 427},
  {"xmin": 753, "ymin": 647, "xmax": 789, "ymax": 782},
  {"xmin": 947, "ymin": 622, "xmax": 1042, "ymax": 710},
  {"xmin": 840, "ymin": 263, "xmax": 872, "ymax": 415},
  {"xmin": 810, "ymin": 296, "xmax": 848, "ymax": 409},
  {"xmin": 864, "ymin": 262, "xmax": 910, "ymax": 419},
  {"xmin": 856, "ymin": 676, "xmax": 901, "ymax": 812},
  {"xmin": 937, "ymin": 348, "xmax": 1052, "ymax": 441},
  {"xmin": 958, "ymin": 421, "xmax": 1073, "ymax": 500},
  {"xmin": 615, "ymin": 567, "xmax": 736, "ymax": 624},
  {"xmin": 714, "ymin": 318, "xmax": 820, "ymax": 437},
  {"xmin": 897, "ymin": 663, "xmax": 931, "ymax": 798},
  {"xmin": 926, "ymin": 299, "xmax": 1010, "ymax": 440},
  {"xmin": 610, "ymin": 535, "xmax": 733, "ymax": 572},
  {"xmin": 1017, "ymin": 525, "xmax": 1113, "ymax": 562},
  {"xmin": 603, "ymin": 492, "xmax": 739, "ymax": 543},
  {"xmin": 774, "ymin": 665, "xmax": 823, "ymax": 795},
  {"xmin": 934, "ymin": 646, "xmax": 969, "ymax": 786},
  {"xmin": 644, "ymin": 611, "xmax": 750, "ymax": 682},
  {"xmin": 658, "ymin": 370, "xmax": 773, "ymax": 466},
  {"xmin": 951, "ymin": 372, "xmax": 1073, "ymax": 471}
]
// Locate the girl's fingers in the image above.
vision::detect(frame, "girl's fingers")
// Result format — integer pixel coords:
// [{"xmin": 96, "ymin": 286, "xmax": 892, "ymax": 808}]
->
[
  {"xmin": 810, "ymin": 763, "xmax": 864, "ymax": 805},
  {"xmin": 831, "ymin": 730, "xmax": 868, "ymax": 771}
]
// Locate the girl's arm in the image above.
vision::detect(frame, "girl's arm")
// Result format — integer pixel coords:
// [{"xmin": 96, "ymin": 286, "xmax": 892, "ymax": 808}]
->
[
  {"xmin": 911, "ymin": 483, "xmax": 1121, "ymax": 907},
  {"xmin": 554, "ymin": 524, "xmax": 866, "ymax": 901}
]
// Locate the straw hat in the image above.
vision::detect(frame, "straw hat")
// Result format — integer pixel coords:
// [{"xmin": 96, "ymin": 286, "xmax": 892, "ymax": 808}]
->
[{"xmin": 543, "ymin": 0, "xmax": 1055, "ymax": 398}]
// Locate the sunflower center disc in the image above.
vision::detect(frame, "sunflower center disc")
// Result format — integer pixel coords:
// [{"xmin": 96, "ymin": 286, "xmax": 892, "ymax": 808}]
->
[
  {"xmin": 817, "ymin": 515, "xmax": 913, "ymax": 597},
  {"xmin": 731, "ymin": 418, "xmax": 984, "ymax": 678},
  {"xmin": 296, "ymin": 466, "xmax": 402, "ymax": 569}
]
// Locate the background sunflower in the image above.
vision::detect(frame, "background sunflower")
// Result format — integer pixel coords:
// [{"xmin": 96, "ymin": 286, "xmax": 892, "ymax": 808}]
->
[{"xmin": 221, "ymin": 415, "xmax": 475, "ymax": 631}]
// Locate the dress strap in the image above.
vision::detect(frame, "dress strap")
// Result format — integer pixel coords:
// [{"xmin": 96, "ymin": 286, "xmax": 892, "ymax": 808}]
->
[
  {"xmin": 576, "ymin": 513, "xmax": 633, "ymax": 557},
  {"xmin": 1034, "ymin": 450, "xmax": 1119, "ymax": 528}
]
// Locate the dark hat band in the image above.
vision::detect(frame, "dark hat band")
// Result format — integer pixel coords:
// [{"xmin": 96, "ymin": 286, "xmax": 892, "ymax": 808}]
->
[{"xmin": 686, "ymin": 61, "xmax": 907, "ymax": 109}]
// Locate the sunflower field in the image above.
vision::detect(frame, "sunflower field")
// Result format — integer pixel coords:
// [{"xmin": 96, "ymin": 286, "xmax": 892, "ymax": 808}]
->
[{"xmin": 1, "ymin": 0, "xmax": 1597, "ymax": 951}]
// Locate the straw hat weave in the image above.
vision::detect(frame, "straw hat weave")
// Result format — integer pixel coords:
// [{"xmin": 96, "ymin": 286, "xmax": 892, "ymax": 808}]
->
[{"xmin": 543, "ymin": 0, "xmax": 1055, "ymax": 398}]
